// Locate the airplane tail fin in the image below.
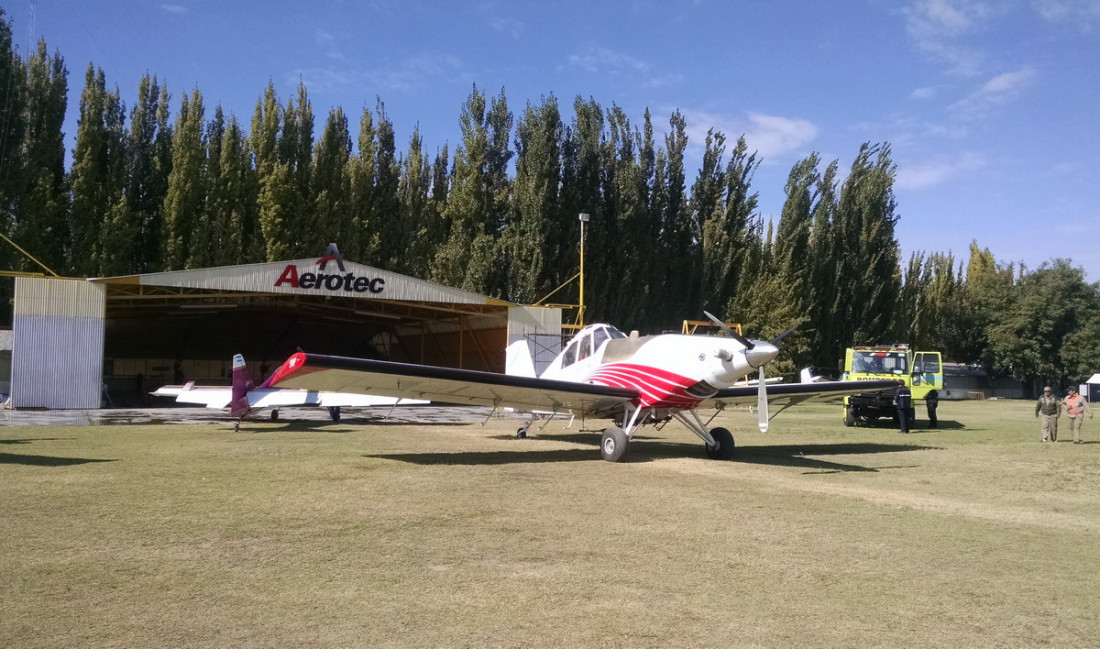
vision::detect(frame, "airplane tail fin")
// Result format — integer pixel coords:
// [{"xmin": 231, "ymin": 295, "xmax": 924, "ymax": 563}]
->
[
  {"xmin": 229, "ymin": 354, "xmax": 254, "ymax": 418},
  {"xmin": 505, "ymin": 340, "xmax": 538, "ymax": 378}
]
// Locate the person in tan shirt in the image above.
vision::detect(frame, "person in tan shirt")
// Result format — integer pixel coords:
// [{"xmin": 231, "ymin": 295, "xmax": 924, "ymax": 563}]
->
[
  {"xmin": 1035, "ymin": 386, "xmax": 1061, "ymax": 442},
  {"xmin": 1064, "ymin": 387, "xmax": 1093, "ymax": 444}
]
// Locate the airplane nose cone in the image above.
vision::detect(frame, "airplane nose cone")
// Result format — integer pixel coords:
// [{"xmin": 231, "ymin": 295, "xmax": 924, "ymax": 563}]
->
[{"xmin": 745, "ymin": 341, "xmax": 779, "ymax": 368}]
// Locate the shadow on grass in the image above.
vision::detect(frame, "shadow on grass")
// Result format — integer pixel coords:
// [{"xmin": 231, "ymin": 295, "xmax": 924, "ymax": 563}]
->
[
  {"xmin": 851, "ymin": 418, "xmax": 964, "ymax": 431},
  {"xmin": 0, "ymin": 438, "xmax": 74, "ymax": 444},
  {"xmin": 0, "ymin": 452, "xmax": 117, "ymax": 467},
  {"xmin": 366, "ymin": 436, "xmax": 939, "ymax": 470}
]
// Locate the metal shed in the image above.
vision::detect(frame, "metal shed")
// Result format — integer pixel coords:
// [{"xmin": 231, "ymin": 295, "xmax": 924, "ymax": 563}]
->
[{"xmin": 11, "ymin": 254, "xmax": 561, "ymax": 409}]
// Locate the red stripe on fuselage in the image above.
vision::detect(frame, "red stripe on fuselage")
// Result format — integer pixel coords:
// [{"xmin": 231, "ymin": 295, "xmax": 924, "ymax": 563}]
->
[{"xmin": 585, "ymin": 363, "xmax": 704, "ymax": 409}]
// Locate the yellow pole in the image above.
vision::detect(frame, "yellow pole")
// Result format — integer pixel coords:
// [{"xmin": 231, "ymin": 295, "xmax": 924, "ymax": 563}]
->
[{"xmin": 578, "ymin": 213, "xmax": 588, "ymax": 328}]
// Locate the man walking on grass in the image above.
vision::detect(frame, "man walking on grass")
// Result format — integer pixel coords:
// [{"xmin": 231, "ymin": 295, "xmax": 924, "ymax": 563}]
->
[
  {"xmin": 1036, "ymin": 386, "xmax": 1061, "ymax": 442},
  {"xmin": 1065, "ymin": 387, "xmax": 1092, "ymax": 444}
]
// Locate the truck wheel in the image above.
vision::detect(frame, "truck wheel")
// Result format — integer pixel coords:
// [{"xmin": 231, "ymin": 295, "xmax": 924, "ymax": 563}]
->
[{"xmin": 844, "ymin": 406, "xmax": 856, "ymax": 427}]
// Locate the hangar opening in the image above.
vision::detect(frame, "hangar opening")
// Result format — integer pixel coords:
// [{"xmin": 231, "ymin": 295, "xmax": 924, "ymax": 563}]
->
[{"xmin": 10, "ymin": 253, "xmax": 561, "ymax": 409}]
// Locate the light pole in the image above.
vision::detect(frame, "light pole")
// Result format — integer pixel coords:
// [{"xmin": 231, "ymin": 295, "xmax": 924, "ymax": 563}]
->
[{"xmin": 578, "ymin": 212, "xmax": 589, "ymax": 328}]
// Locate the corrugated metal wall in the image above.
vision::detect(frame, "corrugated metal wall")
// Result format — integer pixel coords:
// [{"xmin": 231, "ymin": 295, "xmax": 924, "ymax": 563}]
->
[
  {"xmin": 12, "ymin": 278, "xmax": 106, "ymax": 409},
  {"xmin": 507, "ymin": 306, "xmax": 563, "ymax": 376}
]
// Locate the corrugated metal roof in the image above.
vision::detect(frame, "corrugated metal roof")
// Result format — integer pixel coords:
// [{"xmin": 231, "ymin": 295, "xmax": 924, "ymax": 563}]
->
[{"xmin": 96, "ymin": 258, "xmax": 511, "ymax": 306}]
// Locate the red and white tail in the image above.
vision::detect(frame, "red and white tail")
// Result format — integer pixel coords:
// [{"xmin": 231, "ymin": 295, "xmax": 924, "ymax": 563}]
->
[{"xmin": 228, "ymin": 354, "xmax": 254, "ymax": 419}]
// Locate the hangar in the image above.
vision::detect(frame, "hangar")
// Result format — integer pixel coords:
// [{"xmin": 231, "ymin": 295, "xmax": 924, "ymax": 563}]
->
[{"xmin": 9, "ymin": 250, "xmax": 561, "ymax": 409}]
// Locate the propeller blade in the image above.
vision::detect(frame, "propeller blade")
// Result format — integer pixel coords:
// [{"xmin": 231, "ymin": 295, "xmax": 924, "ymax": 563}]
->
[
  {"xmin": 703, "ymin": 310, "xmax": 755, "ymax": 350},
  {"xmin": 757, "ymin": 366, "xmax": 769, "ymax": 433},
  {"xmin": 770, "ymin": 322, "xmax": 800, "ymax": 345}
]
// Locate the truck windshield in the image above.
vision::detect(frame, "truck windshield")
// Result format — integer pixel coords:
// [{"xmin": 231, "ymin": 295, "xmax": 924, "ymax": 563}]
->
[{"xmin": 853, "ymin": 351, "xmax": 908, "ymax": 374}]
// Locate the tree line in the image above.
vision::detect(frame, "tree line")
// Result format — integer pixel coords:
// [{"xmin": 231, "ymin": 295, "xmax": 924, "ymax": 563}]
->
[{"xmin": 1, "ymin": 13, "xmax": 1097, "ymax": 392}]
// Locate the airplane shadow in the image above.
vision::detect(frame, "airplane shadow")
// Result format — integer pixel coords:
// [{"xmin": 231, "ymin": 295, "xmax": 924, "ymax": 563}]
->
[
  {"xmin": 367, "ymin": 437, "xmax": 938, "ymax": 471},
  {"xmin": 0, "ymin": 452, "xmax": 118, "ymax": 467}
]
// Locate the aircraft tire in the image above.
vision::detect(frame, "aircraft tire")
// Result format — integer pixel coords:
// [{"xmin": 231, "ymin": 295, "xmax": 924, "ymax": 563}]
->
[
  {"xmin": 600, "ymin": 427, "xmax": 629, "ymax": 462},
  {"xmin": 516, "ymin": 426, "xmax": 528, "ymax": 439},
  {"xmin": 328, "ymin": 406, "xmax": 341, "ymax": 422},
  {"xmin": 706, "ymin": 427, "xmax": 736, "ymax": 461},
  {"xmin": 270, "ymin": 409, "xmax": 279, "ymax": 421},
  {"xmin": 844, "ymin": 406, "xmax": 856, "ymax": 427}
]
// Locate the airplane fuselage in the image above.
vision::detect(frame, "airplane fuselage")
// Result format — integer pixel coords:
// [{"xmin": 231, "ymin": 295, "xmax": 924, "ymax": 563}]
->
[{"xmin": 540, "ymin": 325, "xmax": 777, "ymax": 412}]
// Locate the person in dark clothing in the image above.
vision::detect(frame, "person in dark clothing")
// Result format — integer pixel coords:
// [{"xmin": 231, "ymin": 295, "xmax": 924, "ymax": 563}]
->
[
  {"xmin": 894, "ymin": 385, "xmax": 912, "ymax": 433},
  {"xmin": 926, "ymin": 390, "xmax": 939, "ymax": 428}
]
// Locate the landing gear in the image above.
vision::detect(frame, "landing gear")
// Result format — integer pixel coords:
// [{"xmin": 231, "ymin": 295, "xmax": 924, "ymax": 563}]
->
[
  {"xmin": 270, "ymin": 409, "xmax": 279, "ymax": 421},
  {"xmin": 706, "ymin": 427, "xmax": 735, "ymax": 460},
  {"xmin": 844, "ymin": 405, "xmax": 855, "ymax": 427},
  {"xmin": 516, "ymin": 423, "xmax": 529, "ymax": 439},
  {"xmin": 600, "ymin": 426, "xmax": 629, "ymax": 462},
  {"xmin": 327, "ymin": 406, "xmax": 341, "ymax": 422},
  {"xmin": 672, "ymin": 411, "xmax": 738, "ymax": 461}
]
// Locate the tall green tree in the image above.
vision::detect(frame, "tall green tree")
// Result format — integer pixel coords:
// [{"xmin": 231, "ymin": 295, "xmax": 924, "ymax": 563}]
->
[
  {"xmin": 432, "ymin": 86, "xmax": 512, "ymax": 295},
  {"xmin": 161, "ymin": 89, "xmax": 206, "ymax": 269},
  {"xmin": 69, "ymin": 64, "xmax": 126, "ymax": 276},
  {"xmin": 311, "ymin": 106, "xmax": 352, "ymax": 254},
  {"xmin": 505, "ymin": 95, "xmax": 562, "ymax": 304},
  {"xmin": 123, "ymin": 75, "xmax": 170, "ymax": 273},
  {"xmin": 556, "ymin": 96, "xmax": 606, "ymax": 325},
  {"xmin": 12, "ymin": 40, "xmax": 68, "ymax": 275}
]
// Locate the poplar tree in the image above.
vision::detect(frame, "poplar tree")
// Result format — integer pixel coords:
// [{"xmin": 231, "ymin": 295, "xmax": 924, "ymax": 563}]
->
[
  {"xmin": 399, "ymin": 125, "xmax": 439, "ymax": 279},
  {"xmin": 432, "ymin": 86, "xmax": 512, "ymax": 295},
  {"xmin": 372, "ymin": 102, "xmax": 402, "ymax": 271},
  {"xmin": 346, "ymin": 107, "xmax": 378, "ymax": 263},
  {"xmin": 653, "ymin": 111, "xmax": 690, "ymax": 329},
  {"xmin": 13, "ymin": 40, "xmax": 68, "ymax": 275},
  {"xmin": 69, "ymin": 64, "xmax": 125, "ymax": 276},
  {"xmin": 124, "ymin": 75, "xmax": 170, "ymax": 273},
  {"xmin": 507, "ymin": 95, "xmax": 562, "ymax": 304},
  {"xmin": 311, "ymin": 106, "xmax": 352, "ymax": 254},
  {"xmin": 161, "ymin": 89, "xmax": 206, "ymax": 269},
  {"xmin": 0, "ymin": 10, "xmax": 23, "ymax": 239},
  {"xmin": 557, "ymin": 97, "xmax": 605, "ymax": 322}
]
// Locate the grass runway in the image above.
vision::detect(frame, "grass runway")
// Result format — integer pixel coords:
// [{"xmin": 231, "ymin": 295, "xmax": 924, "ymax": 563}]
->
[{"xmin": 2, "ymin": 400, "xmax": 1099, "ymax": 648}]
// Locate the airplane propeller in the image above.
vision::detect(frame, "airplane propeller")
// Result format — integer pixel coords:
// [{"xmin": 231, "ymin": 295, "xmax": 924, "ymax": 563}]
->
[{"xmin": 703, "ymin": 311, "xmax": 793, "ymax": 433}]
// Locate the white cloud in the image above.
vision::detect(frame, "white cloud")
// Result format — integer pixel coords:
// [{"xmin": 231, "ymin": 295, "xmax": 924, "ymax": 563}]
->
[
  {"xmin": 902, "ymin": 0, "xmax": 999, "ymax": 75},
  {"xmin": 895, "ymin": 151, "xmax": 987, "ymax": 190},
  {"xmin": 950, "ymin": 67, "xmax": 1037, "ymax": 116},
  {"xmin": 160, "ymin": 4, "xmax": 187, "ymax": 14},
  {"xmin": 743, "ymin": 113, "xmax": 818, "ymax": 159},
  {"xmin": 911, "ymin": 86, "xmax": 939, "ymax": 99},
  {"xmin": 671, "ymin": 109, "xmax": 817, "ymax": 160},
  {"xmin": 1032, "ymin": 0, "xmax": 1100, "ymax": 23},
  {"xmin": 568, "ymin": 47, "xmax": 650, "ymax": 75},
  {"xmin": 292, "ymin": 51, "xmax": 468, "ymax": 94},
  {"xmin": 489, "ymin": 16, "xmax": 524, "ymax": 39}
]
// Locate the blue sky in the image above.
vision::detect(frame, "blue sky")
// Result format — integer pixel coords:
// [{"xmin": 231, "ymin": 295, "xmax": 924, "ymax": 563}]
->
[{"xmin": 5, "ymin": 0, "xmax": 1099, "ymax": 282}]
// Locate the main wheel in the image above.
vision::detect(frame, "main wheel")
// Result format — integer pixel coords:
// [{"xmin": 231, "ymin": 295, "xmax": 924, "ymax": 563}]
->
[
  {"xmin": 270, "ymin": 409, "xmax": 279, "ymax": 421},
  {"xmin": 328, "ymin": 406, "xmax": 341, "ymax": 422},
  {"xmin": 706, "ymin": 427, "xmax": 736, "ymax": 460},
  {"xmin": 600, "ymin": 427, "xmax": 629, "ymax": 462},
  {"xmin": 516, "ymin": 425, "xmax": 528, "ymax": 439}
]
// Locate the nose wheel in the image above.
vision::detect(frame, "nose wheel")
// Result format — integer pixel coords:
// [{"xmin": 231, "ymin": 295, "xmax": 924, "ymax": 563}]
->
[{"xmin": 705, "ymin": 427, "xmax": 735, "ymax": 460}]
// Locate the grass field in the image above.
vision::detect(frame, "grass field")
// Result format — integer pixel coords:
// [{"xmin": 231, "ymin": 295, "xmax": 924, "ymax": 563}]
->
[{"xmin": 2, "ymin": 400, "xmax": 1099, "ymax": 648}]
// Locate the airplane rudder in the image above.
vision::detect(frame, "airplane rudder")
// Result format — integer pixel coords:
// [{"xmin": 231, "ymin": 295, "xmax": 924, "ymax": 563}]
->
[{"xmin": 505, "ymin": 340, "xmax": 538, "ymax": 378}]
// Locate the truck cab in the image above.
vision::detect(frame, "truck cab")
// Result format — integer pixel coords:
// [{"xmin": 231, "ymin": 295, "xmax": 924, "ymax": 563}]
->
[{"xmin": 842, "ymin": 345, "xmax": 943, "ymax": 426}]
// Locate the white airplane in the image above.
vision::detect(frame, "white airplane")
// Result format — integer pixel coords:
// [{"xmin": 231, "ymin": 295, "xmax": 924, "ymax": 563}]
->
[
  {"xmin": 258, "ymin": 313, "xmax": 898, "ymax": 462},
  {"xmin": 153, "ymin": 354, "xmax": 426, "ymax": 428}
]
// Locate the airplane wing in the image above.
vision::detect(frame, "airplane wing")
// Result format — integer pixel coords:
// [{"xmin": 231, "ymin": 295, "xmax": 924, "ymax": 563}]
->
[
  {"xmin": 701, "ymin": 379, "xmax": 901, "ymax": 411},
  {"xmin": 264, "ymin": 352, "xmax": 639, "ymax": 416},
  {"xmin": 152, "ymin": 385, "xmax": 427, "ymax": 409}
]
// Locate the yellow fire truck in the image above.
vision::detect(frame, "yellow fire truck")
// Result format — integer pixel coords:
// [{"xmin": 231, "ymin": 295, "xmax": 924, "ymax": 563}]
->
[{"xmin": 842, "ymin": 345, "xmax": 943, "ymax": 427}]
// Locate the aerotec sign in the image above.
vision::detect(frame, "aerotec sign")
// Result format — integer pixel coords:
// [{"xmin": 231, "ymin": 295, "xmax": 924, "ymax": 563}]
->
[{"xmin": 273, "ymin": 244, "xmax": 386, "ymax": 294}]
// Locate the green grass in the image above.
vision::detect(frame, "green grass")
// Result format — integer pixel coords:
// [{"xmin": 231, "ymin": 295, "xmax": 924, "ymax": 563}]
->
[{"xmin": 3, "ymin": 400, "xmax": 1099, "ymax": 648}]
